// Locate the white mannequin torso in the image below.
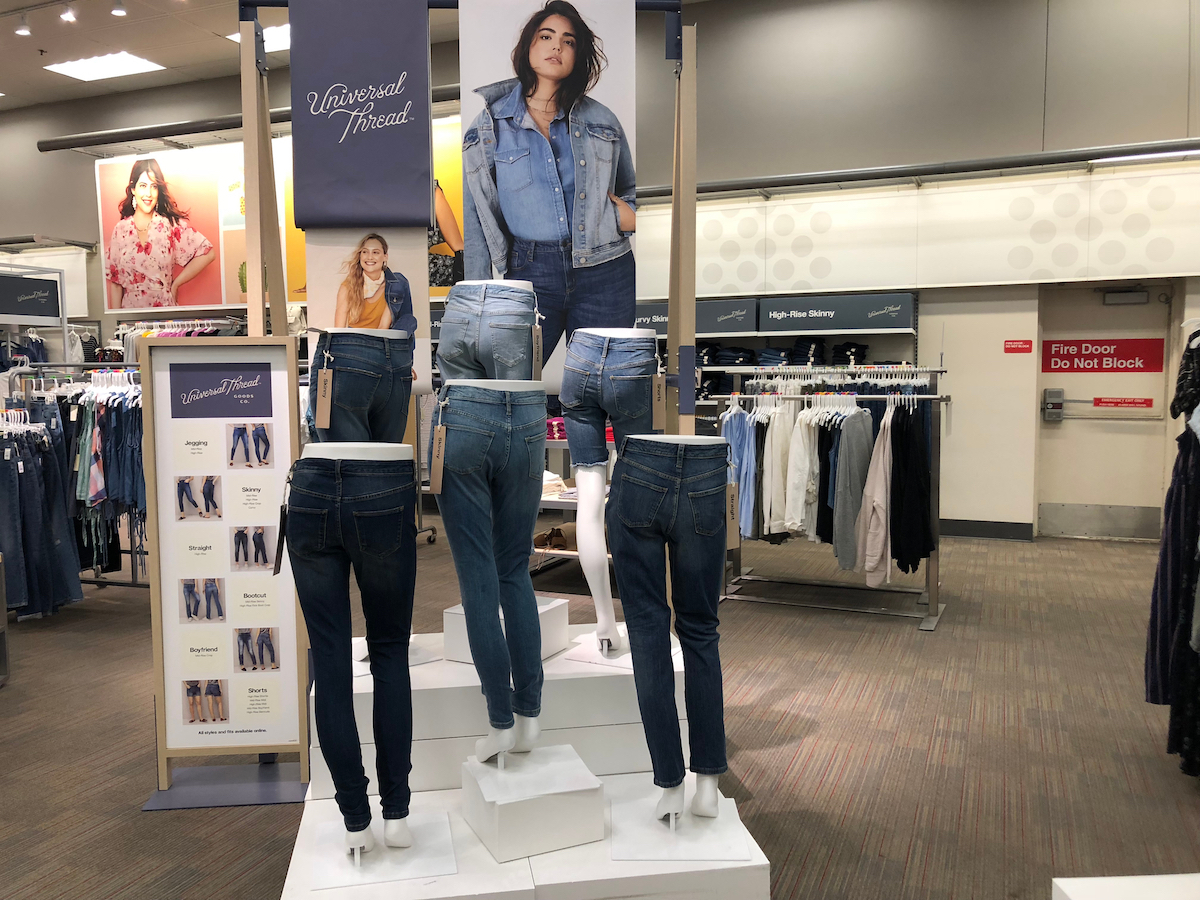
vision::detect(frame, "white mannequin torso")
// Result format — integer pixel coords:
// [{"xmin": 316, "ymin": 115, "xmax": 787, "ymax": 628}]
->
[
  {"xmin": 574, "ymin": 327, "xmax": 657, "ymax": 339},
  {"xmin": 302, "ymin": 442, "xmax": 413, "ymax": 461},
  {"xmin": 628, "ymin": 435, "xmax": 728, "ymax": 445},
  {"xmin": 457, "ymin": 279, "xmax": 534, "ymax": 292},
  {"xmin": 444, "ymin": 379, "xmax": 542, "ymax": 391}
]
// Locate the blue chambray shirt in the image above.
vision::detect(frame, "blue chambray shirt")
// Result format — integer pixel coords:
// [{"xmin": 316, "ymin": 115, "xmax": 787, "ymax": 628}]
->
[{"xmin": 492, "ymin": 84, "xmax": 576, "ymax": 242}]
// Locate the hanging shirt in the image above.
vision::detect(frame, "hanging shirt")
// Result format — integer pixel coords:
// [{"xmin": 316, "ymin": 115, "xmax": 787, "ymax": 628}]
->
[
  {"xmin": 720, "ymin": 406, "xmax": 758, "ymax": 538},
  {"xmin": 856, "ymin": 407, "xmax": 895, "ymax": 587},
  {"xmin": 833, "ymin": 410, "xmax": 874, "ymax": 570}
]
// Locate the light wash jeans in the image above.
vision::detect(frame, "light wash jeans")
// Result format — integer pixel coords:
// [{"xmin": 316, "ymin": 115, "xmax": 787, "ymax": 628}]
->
[
  {"xmin": 434, "ymin": 385, "xmax": 546, "ymax": 728},
  {"xmin": 436, "ymin": 282, "xmax": 538, "ymax": 381}
]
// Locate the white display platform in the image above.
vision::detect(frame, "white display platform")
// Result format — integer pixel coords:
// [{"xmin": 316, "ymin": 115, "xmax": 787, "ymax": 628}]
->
[
  {"xmin": 562, "ymin": 623, "xmax": 681, "ymax": 670},
  {"xmin": 1052, "ymin": 874, "xmax": 1200, "ymax": 900},
  {"xmin": 311, "ymin": 805, "xmax": 456, "ymax": 890},
  {"xmin": 443, "ymin": 596, "xmax": 570, "ymax": 664},
  {"xmin": 610, "ymin": 793, "xmax": 749, "ymax": 861},
  {"xmin": 309, "ymin": 623, "xmax": 687, "ymax": 795},
  {"xmin": 461, "ymin": 745, "xmax": 605, "ymax": 863},
  {"xmin": 282, "ymin": 773, "xmax": 770, "ymax": 900}
]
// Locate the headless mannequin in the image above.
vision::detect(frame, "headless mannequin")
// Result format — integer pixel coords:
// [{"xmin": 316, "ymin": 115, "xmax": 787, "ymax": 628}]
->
[
  {"xmin": 571, "ymin": 328, "xmax": 657, "ymax": 655},
  {"xmin": 443, "ymin": 379, "xmax": 543, "ymax": 765},
  {"xmin": 300, "ymin": 441, "xmax": 415, "ymax": 860},
  {"xmin": 624, "ymin": 434, "xmax": 726, "ymax": 827}
]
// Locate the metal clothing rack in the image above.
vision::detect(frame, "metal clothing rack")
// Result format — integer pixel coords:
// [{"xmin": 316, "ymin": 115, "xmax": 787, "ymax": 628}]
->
[{"xmin": 717, "ymin": 366, "xmax": 949, "ymax": 631}]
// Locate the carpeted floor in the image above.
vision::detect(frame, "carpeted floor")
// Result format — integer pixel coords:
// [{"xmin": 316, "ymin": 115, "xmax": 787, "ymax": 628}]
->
[{"xmin": 1, "ymin": 519, "xmax": 1198, "ymax": 900}]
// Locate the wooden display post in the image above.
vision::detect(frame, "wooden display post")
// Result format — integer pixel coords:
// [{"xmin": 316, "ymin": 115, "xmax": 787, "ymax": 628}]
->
[
  {"xmin": 666, "ymin": 25, "xmax": 698, "ymax": 437},
  {"xmin": 142, "ymin": 336, "xmax": 309, "ymax": 797}
]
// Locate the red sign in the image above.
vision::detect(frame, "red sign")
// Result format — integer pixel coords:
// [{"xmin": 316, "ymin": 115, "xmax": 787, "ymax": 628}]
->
[
  {"xmin": 1004, "ymin": 340, "xmax": 1033, "ymax": 353},
  {"xmin": 1094, "ymin": 397, "xmax": 1154, "ymax": 409},
  {"xmin": 1041, "ymin": 338, "xmax": 1164, "ymax": 373}
]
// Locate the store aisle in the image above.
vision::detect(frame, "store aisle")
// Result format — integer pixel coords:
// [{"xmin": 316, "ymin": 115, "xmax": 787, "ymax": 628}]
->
[{"xmin": 0, "ymin": 531, "xmax": 1191, "ymax": 900}]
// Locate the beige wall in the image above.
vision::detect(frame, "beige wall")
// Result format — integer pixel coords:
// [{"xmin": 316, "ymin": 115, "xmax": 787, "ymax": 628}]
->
[{"xmin": 918, "ymin": 286, "xmax": 1040, "ymax": 525}]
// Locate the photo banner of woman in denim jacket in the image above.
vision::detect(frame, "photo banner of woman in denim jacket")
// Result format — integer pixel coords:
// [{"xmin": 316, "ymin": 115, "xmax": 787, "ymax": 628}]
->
[
  {"xmin": 289, "ymin": 0, "xmax": 432, "ymax": 228},
  {"xmin": 460, "ymin": 0, "xmax": 638, "ymax": 370}
]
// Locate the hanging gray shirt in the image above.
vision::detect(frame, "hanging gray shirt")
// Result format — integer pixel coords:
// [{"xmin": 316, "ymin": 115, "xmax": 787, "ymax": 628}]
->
[{"xmin": 833, "ymin": 410, "xmax": 875, "ymax": 570}]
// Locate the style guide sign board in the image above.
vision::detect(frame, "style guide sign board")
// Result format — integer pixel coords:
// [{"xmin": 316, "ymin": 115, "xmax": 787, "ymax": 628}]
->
[{"xmin": 146, "ymin": 341, "xmax": 302, "ymax": 754}]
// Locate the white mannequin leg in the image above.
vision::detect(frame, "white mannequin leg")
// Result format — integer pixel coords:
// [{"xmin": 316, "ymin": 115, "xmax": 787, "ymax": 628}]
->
[
  {"xmin": 384, "ymin": 818, "xmax": 413, "ymax": 848},
  {"xmin": 691, "ymin": 774, "xmax": 720, "ymax": 817},
  {"xmin": 511, "ymin": 714, "xmax": 540, "ymax": 752},
  {"xmin": 345, "ymin": 826, "xmax": 375, "ymax": 866},
  {"xmin": 575, "ymin": 465, "xmax": 623, "ymax": 653},
  {"xmin": 475, "ymin": 725, "xmax": 517, "ymax": 764},
  {"xmin": 655, "ymin": 783, "xmax": 685, "ymax": 829}
]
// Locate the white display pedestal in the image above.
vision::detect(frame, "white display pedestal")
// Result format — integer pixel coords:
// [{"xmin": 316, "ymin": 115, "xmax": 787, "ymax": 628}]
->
[
  {"xmin": 460, "ymin": 745, "xmax": 604, "ymax": 863},
  {"xmin": 1052, "ymin": 874, "xmax": 1200, "ymax": 900},
  {"xmin": 282, "ymin": 773, "xmax": 770, "ymax": 900},
  {"xmin": 309, "ymin": 622, "xmax": 687, "ymax": 796},
  {"xmin": 443, "ymin": 596, "xmax": 570, "ymax": 664}
]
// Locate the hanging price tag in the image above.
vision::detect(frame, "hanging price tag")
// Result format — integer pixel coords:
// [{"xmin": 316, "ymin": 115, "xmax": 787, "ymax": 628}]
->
[
  {"xmin": 315, "ymin": 369, "xmax": 333, "ymax": 430},
  {"xmin": 532, "ymin": 324, "xmax": 543, "ymax": 380},
  {"xmin": 653, "ymin": 373, "xmax": 667, "ymax": 430},
  {"xmin": 3, "ymin": 448, "xmax": 9, "ymax": 461},
  {"xmin": 273, "ymin": 504, "xmax": 288, "ymax": 576},
  {"xmin": 429, "ymin": 425, "xmax": 447, "ymax": 494},
  {"xmin": 69, "ymin": 406, "xmax": 78, "ymax": 422},
  {"xmin": 725, "ymin": 482, "xmax": 739, "ymax": 550},
  {"xmin": 17, "ymin": 461, "xmax": 23, "ymax": 474}
]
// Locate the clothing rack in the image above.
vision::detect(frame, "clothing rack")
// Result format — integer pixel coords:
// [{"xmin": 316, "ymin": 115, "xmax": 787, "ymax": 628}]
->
[
  {"xmin": 717, "ymin": 366, "xmax": 949, "ymax": 631},
  {"xmin": 11, "ymin": 366, "xmax": 149, "ymax": 592}
]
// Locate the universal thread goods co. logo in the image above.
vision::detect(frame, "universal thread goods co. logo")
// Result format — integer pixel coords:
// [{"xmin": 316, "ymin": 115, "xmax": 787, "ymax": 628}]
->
[
  {"xmin": 170, "ymin": 363, "xmax": 273, "ymax": 419},
  {"xmin": 307, "ymin": 74, "xmax": 414, "ymax": 144}
]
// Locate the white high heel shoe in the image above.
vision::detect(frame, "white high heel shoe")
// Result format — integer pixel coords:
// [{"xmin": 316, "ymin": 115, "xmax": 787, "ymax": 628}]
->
[
  {"xmin": 345, "ymin": 825, "xmax": 375, "ymax": 866},
  {"xmin": 384, "ymin": 818, "xmax": 413, "ymax": 848},
  {"xmin": 511, "ymin": 714, "xmax": 540, "ymax": 752},
  {"xmin": 475, "ymin": 725, "xmax": 517, "ymax": 766},
  {"xmin": 691, "ymin": 774, "xmax": 720, "ymax": 818},
  {"xmin": 655, "ymin": 784, "xmax": 685, "ymax": 832}
]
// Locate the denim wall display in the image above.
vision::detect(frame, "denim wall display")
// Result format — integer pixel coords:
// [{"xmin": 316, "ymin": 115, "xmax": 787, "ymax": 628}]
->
[
  {"xmin": 286, "ymin": 457, "xmax": 418, "ymax": 833},
  {"xmin": 434, "ymin": 385, "xmax": 547, "ymax": 729},
  {"xmin": 605, "ymin": 438, "xmax": 730, "ymax": 789},
  {"xmin": 436, "ymin": 282, "xmax": 538, "ymax": 381},
  {"xmin": 309, "ymin": 331, "xmax": 414, "ymax": 443},
  {"xmin": 559, "ymin": 331, "xmax": 658, "ymax": 467}
]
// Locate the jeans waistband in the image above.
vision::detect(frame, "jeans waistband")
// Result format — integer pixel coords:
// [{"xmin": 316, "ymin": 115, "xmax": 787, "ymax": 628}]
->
[
  {"xmin": 510, "ymin": 237, "xmax": 572, "ymax": 254},
  {"xmin": 292, "ymin": 458, "xmax": 416, "ymax": 479},
  {"xmin": 619, "ymin": 438, "xmax": 730, "ymax": 463},
  {"xmin": 315, "ymin": 331, "xmax": 414, "ymax": 357},
  {"xmin": 442, "ymin": 385, "xmax": 547, "ymax": 406},
  {"xmin": 447, "ymin": 282, "xmax": 537, "ymax": 306},
  {"xmin": 568, "ymin": 331, "xmax": 659, "ymax": 356}
]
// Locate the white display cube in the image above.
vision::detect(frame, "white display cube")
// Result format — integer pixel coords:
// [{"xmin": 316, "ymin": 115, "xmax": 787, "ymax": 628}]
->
[
  {"xmin": 460, "ymin": 745, "xmax": 605, "ymax": 863},
  {"xmin": 443, "ymin": 596, "xmax": 570, "ymax": 664}
]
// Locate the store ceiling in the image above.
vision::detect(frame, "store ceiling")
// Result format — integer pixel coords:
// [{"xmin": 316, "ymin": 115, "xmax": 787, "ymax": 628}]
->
[{"xmin": 0, "ymin": 0, "xmax": 459, "ymax": 111}]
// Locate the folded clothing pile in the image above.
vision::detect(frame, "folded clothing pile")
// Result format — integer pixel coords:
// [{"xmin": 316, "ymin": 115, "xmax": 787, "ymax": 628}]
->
[
  {"xmin": 546, "ymin": 417, "xmax": 566, "ymax": 440},
  {"xmin": 832, "ymin": 341, "xmax": 869, "ymax": 366},
  {"xmin": 756, "ymin": 347, "xmax": 790, "ymax": 367},
  {"xmin": 792, "ymin": 337, "xmax": 826, "ymax": 365}
]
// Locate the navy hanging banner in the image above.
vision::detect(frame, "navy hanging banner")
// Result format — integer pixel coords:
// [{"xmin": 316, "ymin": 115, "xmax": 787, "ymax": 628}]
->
[{"xmin": 289, "ymin": 0, "xmax": 432, "ymax": 228}]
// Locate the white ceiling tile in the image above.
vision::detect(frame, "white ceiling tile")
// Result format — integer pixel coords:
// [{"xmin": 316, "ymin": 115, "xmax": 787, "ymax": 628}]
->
[{"xmin": 87, "ymin": 15, "xmax": 215, "ymax": 51}]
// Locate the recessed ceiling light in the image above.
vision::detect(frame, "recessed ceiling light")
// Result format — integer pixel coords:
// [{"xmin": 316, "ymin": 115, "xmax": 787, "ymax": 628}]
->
[
  {"xmin": 60, "ymin": 5, "xmax": 77, "ymax": 22},
  {"xmin": 111, "ymin": 0, "xmax": 127, "ymax": 16},
  {"xmin": 15, "ymin": 15, "xmax": 30, "ymax": 36},
  {"xmin": 225, "ymin": 23, "xmax": 290, "ymax": 53},
  {"xmin": 45, "ymin": 51, "xmax": 165, "ymax": 82}
]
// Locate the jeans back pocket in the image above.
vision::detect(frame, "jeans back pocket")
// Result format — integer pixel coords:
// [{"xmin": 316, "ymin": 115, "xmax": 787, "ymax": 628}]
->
[
  {"xmin": 353, "ymin": 505, "xmax": 408, "ymax": 558},
  {"xmin": 285, "ymin": 506, "xmax": 327, "ymax": 557},
  {"xmin": 610, "ymin": 373, "xmax": 651, "ymax": 419},
  {"xmin": 333, "ymin": 365, "xmax": 382, "ymax": 412},
  {"xmin": 445, "ymin": 423, "xmax": 494, "ymax": 475},
  {"xmin": 687, "ymin": 483, "xmax": 727, "ymax": 536},
  {"xmin": 558, "ymin": 364, "xmax": 590, "ymax": 410},
  {"xmin": 615, "ymin": 473, "xmax": 667, "ymax": 528}
]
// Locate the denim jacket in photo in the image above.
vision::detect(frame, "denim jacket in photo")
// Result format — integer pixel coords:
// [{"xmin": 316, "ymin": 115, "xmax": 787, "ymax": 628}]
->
[
  {"xmin": 383, "ymin": 267, "xmax": 418, "ymax": 346},
  {"xmin": 462, "ymin": 78, "xmax": 636, "ymax": 280}
]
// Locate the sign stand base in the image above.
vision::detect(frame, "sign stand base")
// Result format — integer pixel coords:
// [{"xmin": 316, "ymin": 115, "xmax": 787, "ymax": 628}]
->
[{"xmin": 142, "ymin": 760, "xmax": 307, "ymax": 811}]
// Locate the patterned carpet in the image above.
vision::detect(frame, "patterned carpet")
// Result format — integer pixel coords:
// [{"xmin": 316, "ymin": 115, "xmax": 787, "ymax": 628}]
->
[{"xmin": 1, "ymin": 520, "xmax": 1196, "ymax": 900}]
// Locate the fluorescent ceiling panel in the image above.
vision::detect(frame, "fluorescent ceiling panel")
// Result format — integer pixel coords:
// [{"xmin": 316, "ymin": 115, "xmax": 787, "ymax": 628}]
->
[
  {"xmin": 44, "ymin": 51, "xmax": 165, "ymax": 82},
  {"xmin": 225, "ymin": 23, "xmax": 290, "ymax": 52}
]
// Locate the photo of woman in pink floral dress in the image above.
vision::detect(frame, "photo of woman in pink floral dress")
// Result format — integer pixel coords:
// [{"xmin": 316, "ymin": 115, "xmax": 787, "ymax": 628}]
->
[{"xmin": 105, "ymin": 158, "xmax": 215, "ymax": 309}]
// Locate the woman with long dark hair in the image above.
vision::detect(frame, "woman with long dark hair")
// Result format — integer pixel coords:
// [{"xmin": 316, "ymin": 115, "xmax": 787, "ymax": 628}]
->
[
  {"xmin": 105, "ymin": 158, "xmax": 215, "ymax": 309},
  {"xmin": 463, "ymin": 1, "xmax": 636, "ymax": 361}
]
